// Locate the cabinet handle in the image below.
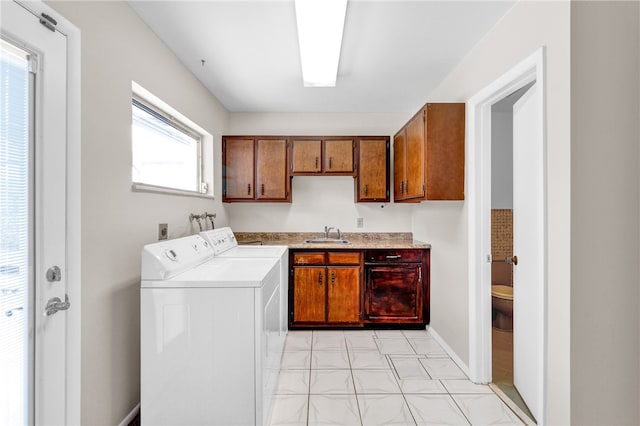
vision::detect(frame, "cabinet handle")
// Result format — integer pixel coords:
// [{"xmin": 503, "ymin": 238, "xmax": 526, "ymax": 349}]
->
[
  {"xmin": 315, "ymin": 157, "xmax": 318, "ymax": 169},
  {"xmin": 247, "ymin": 183, "xmax": 251, "ymax": 195},
  {"xmin": 364, "ymin": 184, "xmax": 368, "ymax": 196},
  {"xmin": 386, "ymin": 255, "xmax": 401, "ymax": 259},
  {"xmin": 318, "ymin": 271, "xmax": 323, "ymax": 285},
  {"xmin": 261, "ymin": 183, "xmax": 265, "ymax": 195},
  {"xmin": 330, "ymin": 270, "xmax": 335, "ymax": 285},
  {"xmin": 329, "ymin": 157, "xmax": 333, "ymax": 169},
  {"xmin": 418, "ymin": 266, "xmax": 422, "ymax": 282}
]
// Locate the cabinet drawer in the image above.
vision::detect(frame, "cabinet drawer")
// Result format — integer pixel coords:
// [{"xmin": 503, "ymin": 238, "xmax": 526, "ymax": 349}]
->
[
  {"xmin": 365, "ymin": 250, "xmax": 422, "ymax": 263},
  {"xmin": 327, "ymin": 251, "xmax": 361, "ymax": 265},
  {"xmin": 293, "ymin": 252, "xmax": 325, "ymax": 265}
]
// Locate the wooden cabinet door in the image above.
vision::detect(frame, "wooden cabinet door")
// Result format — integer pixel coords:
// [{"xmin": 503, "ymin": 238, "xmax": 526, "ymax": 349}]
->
[
  {"xmin": 324, "ymin": 139, "xmax": 354, "ymax": 173},
  {"xmin": 223, "ymin": 138, "xmax": 254, "ymax": 200},
  {"xmin": 425, "ymin": 103, "xmax": 465, "ymax": 200},
  {"xmin": 327, "ymin": 267, "xmax": 361, "ymax": 324},
  {"xmin": 256, "ymin": 138, "xmax": 288, "ymax": 201},
  {"xmin": 393, "ymin": 131, "xmax": 406, "ymax": 201},
  {"xmin": 365, "ymin": 264, "xmax": 422, "ymax": 323},
  {"xmin": 293, "ymin": 267, "xmax": 326, "ymax": 323},
  {"xmin": 405, "ymin": 112, "xmax": 425, "ymax": 200},
  {"xmin": 357, "ymin": 138, "xmax": 388, "ymax": 202},
  {"xmin": 292, "ymin": 139, "xmax": 322, "ymax": 173}
]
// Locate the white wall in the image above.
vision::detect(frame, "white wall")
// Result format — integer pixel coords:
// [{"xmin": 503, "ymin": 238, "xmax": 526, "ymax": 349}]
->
[
  {"xmin": 412, "ymin": 1, "xmax": 571, "ymax": 423},
  {"xmin": 226, "ymin": 112, "xmax": 414, "ymax": 233},
  {"xmin": 570, "ymin": 2, "xmax": 639, "ymax": 424},
  {"xmin": 46, "ymin": 2, "xmax": 229, "ymax": 424}
]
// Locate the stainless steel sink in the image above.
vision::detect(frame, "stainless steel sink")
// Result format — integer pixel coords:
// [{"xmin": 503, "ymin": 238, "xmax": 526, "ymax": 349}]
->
[{"xmin": 304, "ymin": 238, "xmax": 351, "ymax": 244}]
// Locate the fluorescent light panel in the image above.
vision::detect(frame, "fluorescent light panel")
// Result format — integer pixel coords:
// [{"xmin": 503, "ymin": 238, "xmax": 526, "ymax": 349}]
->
[{"xmin": 295, "ymin": 0, "xmax": 347, "ymax": 87}]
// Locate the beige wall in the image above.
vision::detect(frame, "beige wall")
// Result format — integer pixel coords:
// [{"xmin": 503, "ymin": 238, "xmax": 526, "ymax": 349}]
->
[
  {"xmin": 47, "ymin": 2, "xmax": 229, "ymax": 424},
  {"xmin": 570, "ymin": 2, "xmax": 640, "ymax": 424},
  {"xmin": 414, "ymin": 1, "xmax": 572, "ymax": 423},
  {"xmin": 226, "ymin": 112, "xmax": 414, "ymax": 233}
]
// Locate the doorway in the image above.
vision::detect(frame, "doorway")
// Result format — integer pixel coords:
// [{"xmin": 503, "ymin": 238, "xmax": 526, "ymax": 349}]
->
[
  {"xmin": 467, "ymin": 48, "xmax": 546, "ymax": 424},
  {"xmin": 0, "ymin": 1, "xmax": 80, "ymax": 423},
  {"xmin": 490, "ymin": 83, "xmax": 535, "ymax": 421}
]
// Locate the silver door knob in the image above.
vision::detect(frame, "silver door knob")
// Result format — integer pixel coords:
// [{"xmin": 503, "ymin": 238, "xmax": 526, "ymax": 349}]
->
[
  {"xmin": 44, "ymin": 294, "xmax": 70, "ymax": 316},
  {"xmin": 506, "ymin": 256, "xmax": 518, "ymax": 266}
]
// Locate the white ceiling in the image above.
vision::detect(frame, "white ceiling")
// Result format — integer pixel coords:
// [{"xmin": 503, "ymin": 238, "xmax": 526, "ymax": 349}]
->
[{"xmin": 129, "ymin": 1, "xmax": 515, "ymax": 114}]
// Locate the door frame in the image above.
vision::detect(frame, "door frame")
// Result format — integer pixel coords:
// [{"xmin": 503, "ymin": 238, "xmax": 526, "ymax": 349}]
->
[
  {"xmin": 11, "ymin": 1, "xmax": 82, "ymax": 423},
  {"xmin": 466, "ymin": 48, "xmax": 547, "ymax": 422}
]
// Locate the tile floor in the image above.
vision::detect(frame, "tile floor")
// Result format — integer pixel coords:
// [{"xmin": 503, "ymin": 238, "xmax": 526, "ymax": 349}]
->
[{"xmin": 270, "ymin": 329, "xmax": 524, "ymax": 426}]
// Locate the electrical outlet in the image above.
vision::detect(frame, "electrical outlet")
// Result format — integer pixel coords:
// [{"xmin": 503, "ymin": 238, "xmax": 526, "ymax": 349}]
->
[
  {"xmin": 356, "ymin": 217, "xmax": 364, "ymax": 228},
  {"xmin": 158, "ymin": 223, "xmax": 168, "ymax": 240}
]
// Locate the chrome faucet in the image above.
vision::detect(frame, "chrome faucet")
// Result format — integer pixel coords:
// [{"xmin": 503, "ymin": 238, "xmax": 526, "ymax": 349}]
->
[{"xmin": 324, "ymin": 226, "xmax": 342, "ymax": 240}]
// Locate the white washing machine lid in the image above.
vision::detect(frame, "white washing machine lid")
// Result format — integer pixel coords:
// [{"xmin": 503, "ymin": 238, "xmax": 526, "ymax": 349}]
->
[
  {"xmin": 214, "ymin": 245, "xmax": 287, "ymax": 258},
  {"xmin": 141, "ymin": 257, "xmax": 278, "ymax": 288}
]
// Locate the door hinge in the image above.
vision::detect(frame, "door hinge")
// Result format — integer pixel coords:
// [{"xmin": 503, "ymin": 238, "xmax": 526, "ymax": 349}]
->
[
  {"xmin": 28, "ymin": 56, "xmax": 38, "ymax": 74},
  {"xmin": 39, "ymin": 13, "xmax": 57, "ymax": 32},
  {"xmin": 486, "ymin": 254, "xmax": 492, "ymax": 263}
]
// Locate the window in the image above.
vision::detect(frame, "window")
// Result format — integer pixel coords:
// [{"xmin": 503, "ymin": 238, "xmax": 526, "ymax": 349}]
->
[{"xmin": 131, "ymin": 83, "xmax": 212, "ymax": 196}]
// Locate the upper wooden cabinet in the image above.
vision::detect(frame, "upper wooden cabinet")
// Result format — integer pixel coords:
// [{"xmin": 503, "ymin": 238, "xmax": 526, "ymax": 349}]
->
[
  {"xmin": 222, "ymin": 136, "xmax": 290, "ymax": 202},
  {"xmin": 291, "ymin": 138, "xmax": 322, "ymax": 173},
  {"xmin": 324, "ymin": 138, "xmax": 354, "ymax": 173},
  {"xmin": 291, "ymin": 138, "xmax": 355, "ymax": 175},
  {"xmin": 356, "ymin": 137, "xmax": 390, "ymax": 202},
  {"xmin": 222, "ymin": 138, "xmax": 255, "ymax": 200},
  {"xmin": 393, "ymin": 103, "xmax": 465, "ymax": 202}
]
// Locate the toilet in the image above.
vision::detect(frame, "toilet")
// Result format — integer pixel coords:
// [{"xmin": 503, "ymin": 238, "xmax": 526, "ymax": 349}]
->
[{"xmin": 492, "ymin": 284, "xmax": 513, "ymax": 331}]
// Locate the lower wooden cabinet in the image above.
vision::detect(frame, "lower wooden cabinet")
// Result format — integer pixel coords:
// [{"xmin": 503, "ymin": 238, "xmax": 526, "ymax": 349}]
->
[
  {"xmin": 364, "ymin": 249, "xmax": 430, "ymax": 325},
  {"xmin": 289, "ymin": 248, "xmax": 430, "ymax": 328},
  {"xmin": 290, "ymin": 251, "xmax": 362, "ymax": 327}
]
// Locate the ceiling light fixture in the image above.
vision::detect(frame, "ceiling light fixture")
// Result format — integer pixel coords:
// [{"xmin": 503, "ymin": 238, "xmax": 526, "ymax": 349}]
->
[{"xmin": 294, "ymin": 0, "xmax": 347, "ymax": 87}]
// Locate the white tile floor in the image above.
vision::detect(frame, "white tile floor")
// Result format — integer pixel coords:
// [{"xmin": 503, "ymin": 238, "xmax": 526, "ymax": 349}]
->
[{"xmin": 270, "ymin": 329, "xmax": 523, "ymax": 426}]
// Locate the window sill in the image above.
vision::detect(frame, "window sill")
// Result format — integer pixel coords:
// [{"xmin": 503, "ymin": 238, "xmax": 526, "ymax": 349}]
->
[{"xmin": 131, "ymin": 183, "xmax": 214, "ymax": 199}]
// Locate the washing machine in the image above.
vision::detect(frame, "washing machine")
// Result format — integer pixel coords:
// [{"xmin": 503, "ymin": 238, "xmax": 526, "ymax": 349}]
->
[
  {"xmin": 200, "ymin": 227, "xmax": 288, "ymax": 341},
  {"xmin": 141, "ymin": 235, "xmax": 280, "ymax": 426}
]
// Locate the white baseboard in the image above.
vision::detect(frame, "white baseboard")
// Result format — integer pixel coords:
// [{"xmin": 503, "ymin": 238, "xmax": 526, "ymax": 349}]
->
[
  {"xmin": 118, "ymin": 403, "xmax": 140, "ymax": 426},
  {"xmin": 427, "ymin": 326, "xmax": 471, "ymax": 378}
]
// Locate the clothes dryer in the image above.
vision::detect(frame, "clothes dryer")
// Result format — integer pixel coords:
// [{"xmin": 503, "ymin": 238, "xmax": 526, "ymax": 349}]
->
[{"xmin": 141, "ymin": 235, "xmax": 280, "ymax": 426}]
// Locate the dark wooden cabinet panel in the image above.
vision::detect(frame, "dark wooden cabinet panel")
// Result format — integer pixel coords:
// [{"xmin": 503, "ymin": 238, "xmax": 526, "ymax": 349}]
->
[
  {"xmin": 356, "ymin": 138, "xmax": 389, "ymax": 202},
  {"xmin": 393, "ymin": 131, "xmax": 406, "ymax": 199},
  {"xmin": 222, "ymin": 138, "xmax": 255, "ymax": 200},
  {"xmin": 293, "ymin": 267, "xmax": 326, "ymax": 323},
  {"xmin": 327, "ymin": 267, "xmax": 360, "ymax": 323},
  {"xmin": 364, "ymin": 248, "xmax": 430, "ymax": 326},
  {"xmin": 425, "ymin": 103, "xmax": 465, "ymax": 200},
  {"xmin": 365, "ymin": 265, "xmax": 422, "ymax": 322},
  {"xmin": 405, "ymin": 112, "xmax": 426, "ymax": 199}
]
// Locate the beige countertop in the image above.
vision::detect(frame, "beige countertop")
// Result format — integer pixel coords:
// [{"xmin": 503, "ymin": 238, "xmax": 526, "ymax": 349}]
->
[{"xmin": 234, "ymin": 232, "xmax": 431, "ymax": 249}]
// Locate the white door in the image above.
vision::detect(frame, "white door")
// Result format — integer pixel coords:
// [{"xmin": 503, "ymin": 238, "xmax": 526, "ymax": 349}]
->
[
  {"xmin": 1, "ymin": 1, "xmax": 69, "ymax": 424},
  {"xmin": 512, "ymin": 81, "xmax": 543, "ymax": 422}
]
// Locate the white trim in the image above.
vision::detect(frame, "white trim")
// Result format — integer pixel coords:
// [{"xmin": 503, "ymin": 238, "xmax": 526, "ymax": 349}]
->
[
  {"xmin": 14, "ymin": 1, "xmax": 82, "ymax": 423},
  {"xmin": 118, "ymin": 403, "xmax": 140, "ymax": 426},
  {"xmin": 428, "ymin": 327, "xmax": 470, "ymax": 378},
  {"xmin": 466, "ymin": 47, "xmax": 547, "ymax": 423}
]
